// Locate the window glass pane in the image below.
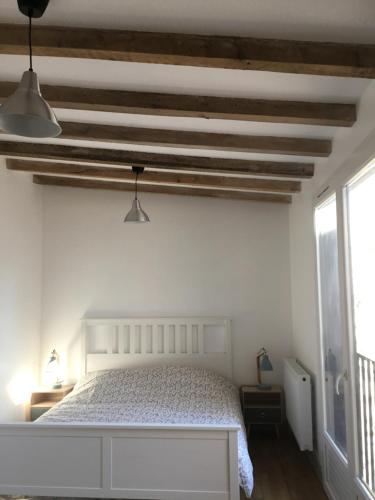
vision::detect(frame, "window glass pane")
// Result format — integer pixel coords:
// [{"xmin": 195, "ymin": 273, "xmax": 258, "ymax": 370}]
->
[
  {"xmin": 347, "ymin": 167, "xmax": 375, "ymax": 361},
  {"xmin": 315, "ymin": 196, "xmax": 347, "ymax": 456}
]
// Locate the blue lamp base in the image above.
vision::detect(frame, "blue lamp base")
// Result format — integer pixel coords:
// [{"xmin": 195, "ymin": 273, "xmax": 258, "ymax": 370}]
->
[{"xmin": 257, "ymin": 349, "xmax": 274, "ymax": 391}]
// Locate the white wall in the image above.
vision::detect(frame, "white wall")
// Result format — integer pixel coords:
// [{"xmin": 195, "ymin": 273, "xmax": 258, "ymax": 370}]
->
[
  {"xmin": 0, "ymin": 160, "xmax": 42, "ymax": 421},
  {"xmin": 289, "ymin": 189, "xmax": 319, "ymax": 375},
  {"xmin": 289, "ymin": 181, "xmax": 323, "ymax": 467},
  {"xmin": 40, "ymin": 186, "xmax": 293, "ymax": 386}
]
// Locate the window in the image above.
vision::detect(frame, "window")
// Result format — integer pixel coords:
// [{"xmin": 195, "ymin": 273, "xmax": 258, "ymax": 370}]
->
[{"xmin": 346, "ymin": 160, "xmax": 375, "ymax": 496}]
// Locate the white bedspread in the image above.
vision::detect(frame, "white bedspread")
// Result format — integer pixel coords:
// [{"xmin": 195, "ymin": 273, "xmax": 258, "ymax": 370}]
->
[{"xmin": 39, "ymin": 365, "xmax": 253, "ymax": 497}]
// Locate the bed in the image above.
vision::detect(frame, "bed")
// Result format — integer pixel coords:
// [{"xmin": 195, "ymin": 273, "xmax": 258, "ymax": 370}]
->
[{"xmin": 0, "ymin": 317, "xmax": 253, "ymax": 500}]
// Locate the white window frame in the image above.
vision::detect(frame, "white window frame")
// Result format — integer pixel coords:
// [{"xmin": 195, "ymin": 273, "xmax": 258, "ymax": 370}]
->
[{"xmin": 313, "ymin": 150, "xmax": 375, "ymax": 500}]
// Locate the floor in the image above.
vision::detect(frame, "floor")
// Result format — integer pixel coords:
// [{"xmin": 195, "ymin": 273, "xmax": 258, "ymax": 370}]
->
[{"xmin": 242, "ymin": 427, "xmax": 329, "ymax": 500}]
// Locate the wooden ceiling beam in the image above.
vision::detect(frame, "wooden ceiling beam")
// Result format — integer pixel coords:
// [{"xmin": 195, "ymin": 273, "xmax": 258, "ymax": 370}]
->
[
  {"xmin": 7, "ymin": 159, "xmax": 301, "ymax": 193},
  {"xmin": 33, "ymin": 175, "xmax": 292, "ymax": 204},
  {"xmin": 0, "ymin": 119, "xmax": 333, "ymax": 156},
  {"xmin": 0, "ymin": 23, "xmax": 374, "ymax": 78},
  {"xmin": 56, "ymin": 122, "xmax": 330, "ymax": 157},
  {"xmin": 0, "ymin": 141, "xmax": 314, "ymax": 178},
  {"xmin": 0, "ymin": 81, "xmax": 356, "ymax": 127}
]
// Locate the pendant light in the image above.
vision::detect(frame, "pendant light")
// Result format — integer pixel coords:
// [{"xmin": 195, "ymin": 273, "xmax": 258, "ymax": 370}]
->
[
  {"xmin": 0, "ymin": 0, "xmax": 61, "ymax": 138},
  {"xmin": 124, "ymin": 167, "xmax": 150, "ymax": 223}
]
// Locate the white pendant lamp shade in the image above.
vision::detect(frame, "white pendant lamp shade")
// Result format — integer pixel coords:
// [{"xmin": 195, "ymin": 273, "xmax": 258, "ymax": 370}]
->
[
  {"xmin": 124, "ymin": 198, "xmax": 150, "ymax": 223},
  {"xmin": 0, "ymin": 70, "xmax": 61, "ymax": 138}
]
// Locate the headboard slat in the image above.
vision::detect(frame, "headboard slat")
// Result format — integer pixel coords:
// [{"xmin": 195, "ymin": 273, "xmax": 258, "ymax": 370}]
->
[
  {"xmin": 82, "ymin": 317, "xmax": 232, "ymax": 380},
  {"xmin": 118, "ymin": 326, "xmax": 125, "ymax": 355},
  {"xmin": 129, "ymin": 325, "xmax": 135, "ymax": 355},
  {"xmin": 197, "ymin": 324, "xmax": 204, "ymax": 354}
]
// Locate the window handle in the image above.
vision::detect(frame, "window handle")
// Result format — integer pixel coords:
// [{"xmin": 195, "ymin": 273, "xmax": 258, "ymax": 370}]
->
[{"xmin": 335, "ymin": 369, "xmax": 348, "ymax": 396}]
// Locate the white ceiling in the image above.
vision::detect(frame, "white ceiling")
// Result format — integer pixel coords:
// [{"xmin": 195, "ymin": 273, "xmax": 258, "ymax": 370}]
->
[
  {"xmin": 0, "ymin": 55, "xmax": 368, "ymax": 103},
  {"xmin": 0, "ymin": 55, "xmax": 368, "ymax": 142},
  {"xmin": 0, "ymin": 0, "xmax": 374, "ymax": 193},
  {"xmin": 1, "ymin": 0, "xmax": 375, "ymax": 42}
]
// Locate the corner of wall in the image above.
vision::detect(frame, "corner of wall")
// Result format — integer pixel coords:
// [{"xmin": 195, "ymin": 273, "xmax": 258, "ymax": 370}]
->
[{"xmin": 0, "ymin": 163, "xmax": 43, "ymax": 421}]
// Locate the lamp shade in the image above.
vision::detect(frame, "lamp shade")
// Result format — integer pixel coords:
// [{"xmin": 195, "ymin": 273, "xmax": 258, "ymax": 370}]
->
[
  {"xmin": 0, "ymin": 70, "xmax": 61, "ymax": 138},
  {"xmin": 260, "ymin": 353, "xmax": 273, "ymax": 371},
  {"xmin": 124, "ymin": 198, "xmax": 150, "ymax": 223}
]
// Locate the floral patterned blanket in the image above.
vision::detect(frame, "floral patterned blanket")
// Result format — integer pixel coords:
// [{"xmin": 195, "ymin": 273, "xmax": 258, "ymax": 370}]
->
[{"xmin": 39, "ymin": 365, "xmax": 253, "ymax": 497}]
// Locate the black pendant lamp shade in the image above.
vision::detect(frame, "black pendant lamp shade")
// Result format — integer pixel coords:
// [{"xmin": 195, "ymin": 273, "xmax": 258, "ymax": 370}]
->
[
  {"xmin": 17, "ymin": 0, "xmax": 50, "ymax": 18},
  {"xmin": 0, "ymin": 0, "xmax": 61, "ymax": 138}
]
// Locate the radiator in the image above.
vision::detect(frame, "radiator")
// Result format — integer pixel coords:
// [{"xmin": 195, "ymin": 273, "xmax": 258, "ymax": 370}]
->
[{"xmin": 283, "ymin": 358, "xmax": 313, "ymax": 451}]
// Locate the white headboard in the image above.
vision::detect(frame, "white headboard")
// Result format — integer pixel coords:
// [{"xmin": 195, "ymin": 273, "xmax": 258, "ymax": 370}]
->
[{"xmin": 82, "ymin": 317, "xmax": 232, "ymax": 380}]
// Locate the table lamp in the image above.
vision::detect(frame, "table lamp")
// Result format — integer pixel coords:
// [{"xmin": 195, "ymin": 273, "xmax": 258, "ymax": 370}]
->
[
  {"xmin": 256, "ymin": 348, "xmax": 273, "ymax": 390},
  {"xmin": 45, "ymin": 349, "xmax": 62, "ymax": 389}
]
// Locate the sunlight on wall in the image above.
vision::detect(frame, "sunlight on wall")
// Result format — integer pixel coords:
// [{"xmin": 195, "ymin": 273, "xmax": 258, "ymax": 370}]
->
[{"xmin": 6, "ymin": 372, "xmax": 36, "ymax": 406}]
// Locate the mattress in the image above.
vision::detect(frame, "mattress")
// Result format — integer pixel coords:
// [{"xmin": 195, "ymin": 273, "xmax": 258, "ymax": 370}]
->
[{"xmin": 38, "ymin": 365, "xmax": 254, "ymax": 497}]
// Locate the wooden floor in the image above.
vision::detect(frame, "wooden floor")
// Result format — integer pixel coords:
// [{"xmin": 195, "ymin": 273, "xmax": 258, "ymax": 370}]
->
[{"xmin": 241, "ymin": 427, "xmax": 328, "ymax": 500}]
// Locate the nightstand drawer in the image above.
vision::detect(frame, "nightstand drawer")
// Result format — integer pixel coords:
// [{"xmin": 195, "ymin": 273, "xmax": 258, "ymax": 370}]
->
[
  {"xmin": 244, "ymin": 407, "xmax": 282, "ymax": 423},
  {"xmin": 243, "ymin": 392, "xmax": 281, "ymax": 406}
]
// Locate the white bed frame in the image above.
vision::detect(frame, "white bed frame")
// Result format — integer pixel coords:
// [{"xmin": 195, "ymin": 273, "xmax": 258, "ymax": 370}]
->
[{"xmin": 0, "ymin": 317, "xmax": 241, "ymax": 500}]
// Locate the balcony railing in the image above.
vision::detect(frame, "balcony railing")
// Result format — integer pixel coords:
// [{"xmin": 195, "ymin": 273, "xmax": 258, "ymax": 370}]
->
[{"xmin": 358, "ymin": 353, "xmax": 375, "ymax": 496}]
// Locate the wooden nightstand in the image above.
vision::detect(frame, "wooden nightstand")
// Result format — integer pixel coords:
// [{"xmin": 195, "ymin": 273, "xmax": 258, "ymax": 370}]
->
[
  {"xmin": 26, "ymin": 385, "xmax": 74, "ymax": 421},
  {"xmin": 240, "ymin": 385, "xmax": 283, "ymax": 437}
]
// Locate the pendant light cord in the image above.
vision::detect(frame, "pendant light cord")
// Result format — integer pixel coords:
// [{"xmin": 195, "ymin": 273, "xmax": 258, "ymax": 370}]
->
[
  {"xmin": 135, "ymin": 170, "xmax": 139, "ymax": 200},
  {"xmin": 28, "ymin": 14, "xmax": 33, "ymax": 71}
]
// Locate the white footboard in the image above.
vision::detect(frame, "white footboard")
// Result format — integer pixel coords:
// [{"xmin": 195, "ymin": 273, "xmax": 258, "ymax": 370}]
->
[{"xmin": 0, "ymin": 423, "xmax": 240, "ymax": 500}]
